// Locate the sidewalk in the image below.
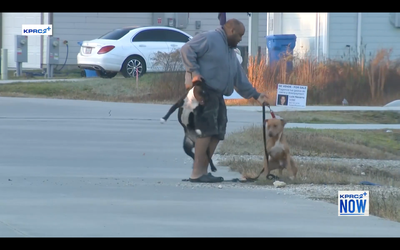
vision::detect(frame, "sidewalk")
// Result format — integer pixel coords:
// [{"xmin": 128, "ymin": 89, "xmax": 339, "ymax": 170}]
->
[
  {"xmin": 228, "ymin": 105, "xmax": 400, "ymax": 112},
  {"xmin": 227, "ymin": 104, "xmax": 400, "ymax": 130},
  {"xmin": 0, "ymin": 78, "xmax": 88, "ymax": 84}
]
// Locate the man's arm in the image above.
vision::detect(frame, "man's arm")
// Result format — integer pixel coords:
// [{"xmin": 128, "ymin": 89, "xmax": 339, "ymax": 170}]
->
[
  {"xmin": 180, "ymin": 33, "xmax": 209, "ymax": 80},
  {"xmin": 234, "ymin": 60, "xmax": 261, "ymax": 100}
]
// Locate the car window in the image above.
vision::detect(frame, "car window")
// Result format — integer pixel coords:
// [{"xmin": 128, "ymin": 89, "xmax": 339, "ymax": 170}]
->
[
  {"xmin": 164, "ymin": 30, "xmax": 190, "ymax": 43},
  {"xmin": 99, "ymin": 28, "xmax": 136, "ymax": 40},
  {"xmin": 132, "ymin": 29, "xmax": 167, "ymax": 42}
]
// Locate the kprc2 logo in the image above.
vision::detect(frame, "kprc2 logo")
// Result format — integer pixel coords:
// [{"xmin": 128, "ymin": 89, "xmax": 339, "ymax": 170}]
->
[
  {"xmin": 338, "ymin": 191, "xmax": 369, "ymax": 216},
  {"xmin": 22, "ymin": 25, "xmax": 52, "ymax": 36}
]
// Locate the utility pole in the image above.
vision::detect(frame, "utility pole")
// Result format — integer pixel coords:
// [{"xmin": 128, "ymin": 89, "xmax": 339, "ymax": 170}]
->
[{"xmin": 248, "ymin": 12, "xmax": 259, "ymax": 58}]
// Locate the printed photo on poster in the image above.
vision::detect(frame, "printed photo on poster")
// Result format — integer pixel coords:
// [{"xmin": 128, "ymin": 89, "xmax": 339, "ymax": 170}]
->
[{"xmin": 277, "ymin": 94, "xmax": 288, "ymax": 106}]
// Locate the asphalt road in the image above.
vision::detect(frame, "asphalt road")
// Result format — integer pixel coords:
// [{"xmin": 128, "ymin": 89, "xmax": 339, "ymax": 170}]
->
[{"xmin": 1, "ymin": 97, "xmax": 400, "ymax": 237}]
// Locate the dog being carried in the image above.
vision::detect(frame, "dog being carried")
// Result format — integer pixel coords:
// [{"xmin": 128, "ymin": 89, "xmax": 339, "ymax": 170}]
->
[{"xmin": 160, "ymin": 80, "xmax": 217, "ymax": 172}]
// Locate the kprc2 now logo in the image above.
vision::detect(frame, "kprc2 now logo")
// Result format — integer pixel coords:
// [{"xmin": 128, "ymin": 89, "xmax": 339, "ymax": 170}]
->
[
  {"xmin": 22, "ymin": 25, "xmax": 52, "ymax": 36},
  {"xmin": 338, "ymin": 191, "xmax": 369, "ymax": 216}
]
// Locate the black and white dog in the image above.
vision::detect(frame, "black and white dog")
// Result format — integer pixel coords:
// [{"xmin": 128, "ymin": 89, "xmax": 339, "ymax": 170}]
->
[{"xmin": 160, "ymin": 81, "xmax": 217, "ymax": 172}]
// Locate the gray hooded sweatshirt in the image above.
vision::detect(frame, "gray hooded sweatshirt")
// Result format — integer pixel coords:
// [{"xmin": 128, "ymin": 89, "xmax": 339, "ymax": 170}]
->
[{"xmin": 180, "ymin": 26, "xmax": 261, "ymax": 100}]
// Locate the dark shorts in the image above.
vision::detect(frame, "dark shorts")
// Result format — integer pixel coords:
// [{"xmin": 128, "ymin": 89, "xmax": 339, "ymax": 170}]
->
[{"xmin": 194, "ymin": 89, "xmax": 227, "ymax": 140}]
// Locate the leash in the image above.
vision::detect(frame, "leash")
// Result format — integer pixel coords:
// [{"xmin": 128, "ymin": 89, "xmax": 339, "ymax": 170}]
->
[
  {"xmin": 181, "ymin": 101, "xmax": 279, "ymax": 183},
  {"xmin": 241, "ymin": 102, "xmax": 278, "ymax": 182}
]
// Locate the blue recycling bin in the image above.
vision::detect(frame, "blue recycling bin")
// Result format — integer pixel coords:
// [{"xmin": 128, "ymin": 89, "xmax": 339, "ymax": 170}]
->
[
  {"xmin": 266, "ymin": 34, "xmax": 297, "ymax": 71},
  {"xmin": 77, "ymin": 41, "xmax": 97, "ymax": 78}
]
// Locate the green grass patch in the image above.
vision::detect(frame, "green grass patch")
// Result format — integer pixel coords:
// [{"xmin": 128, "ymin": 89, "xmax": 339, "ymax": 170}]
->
[
  {"xmin": 0, "ymin": 73, "xmax": 180, "ymax": 103},
  {"xmin": 217, "ymin": 126, "xmax": 400, "ymax": 160}
]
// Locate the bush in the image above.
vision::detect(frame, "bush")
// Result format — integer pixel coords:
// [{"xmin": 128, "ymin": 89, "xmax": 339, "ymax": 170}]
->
[
  {"xmin": 148, "ymin": 46, "xmax": 400, "ymax": 105},
  {"xmin": 146, "ymin": 49, "xmax": 186, "ymax": 102},
  {"xmin": 246, "ymin": 44, "xmax": 400, "ymax": 106}
]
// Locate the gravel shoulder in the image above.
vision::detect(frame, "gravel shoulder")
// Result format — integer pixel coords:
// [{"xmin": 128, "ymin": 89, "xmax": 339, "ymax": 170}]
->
[{"xmin": 195, "ymin": 154, "xmax": 400, "ymax": 204}]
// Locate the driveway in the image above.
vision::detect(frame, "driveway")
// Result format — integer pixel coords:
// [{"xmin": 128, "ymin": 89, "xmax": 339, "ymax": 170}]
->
[{"xmin": 1, "ymin": 97, "xmax": 400, "ymax": 237}]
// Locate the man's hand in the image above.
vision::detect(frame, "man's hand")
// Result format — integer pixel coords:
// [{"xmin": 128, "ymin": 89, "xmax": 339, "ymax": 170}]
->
[
  {"xmin": 192, "ymin": 75, "xmax": 203, "ymax": 84},
  {"xmin": 186, "ymin": 75, "xmax": 204, "ymax": 90},
  {"xmin": 257, "ymin": 93, "xmax": 270, "ymax": 106}
]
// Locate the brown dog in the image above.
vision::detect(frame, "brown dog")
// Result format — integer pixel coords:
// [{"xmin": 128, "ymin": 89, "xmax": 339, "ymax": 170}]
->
[{"xmin": 262, "ymin": 118, "xmax": 298, "ymax": 180}]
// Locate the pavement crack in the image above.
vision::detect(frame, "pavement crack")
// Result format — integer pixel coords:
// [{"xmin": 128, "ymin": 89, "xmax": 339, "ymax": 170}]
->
[{"xmin": 0, "ymin": 220, "xmax": 28, "ymax": 236}]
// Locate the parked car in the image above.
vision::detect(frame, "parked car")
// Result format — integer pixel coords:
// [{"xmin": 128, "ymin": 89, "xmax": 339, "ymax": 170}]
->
[{"xmin": 77, "ymin": 26, "xmax": 193, "ymax": 78}]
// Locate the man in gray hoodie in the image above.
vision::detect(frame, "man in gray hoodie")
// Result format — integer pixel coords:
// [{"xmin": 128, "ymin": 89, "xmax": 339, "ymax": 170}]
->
[{"xmin": 180, "ymin": 18, "xmax": 269, "ymax": 183}]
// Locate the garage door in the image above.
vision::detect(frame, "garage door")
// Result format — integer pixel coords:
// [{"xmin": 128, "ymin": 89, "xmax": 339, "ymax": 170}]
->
[{"xmin": 2, "ymin": 13, "xmax": 42, "ymax": 69}]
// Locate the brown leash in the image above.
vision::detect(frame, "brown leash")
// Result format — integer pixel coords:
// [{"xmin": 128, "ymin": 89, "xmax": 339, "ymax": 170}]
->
[{"xmin": 241, "ymin": 102, "xmax": 278, "ymax": 182}]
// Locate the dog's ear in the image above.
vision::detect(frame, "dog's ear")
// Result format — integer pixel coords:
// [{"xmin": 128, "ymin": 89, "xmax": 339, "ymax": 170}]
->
[{"xmin": 281, "ymin": 119, "xmax": 287, "ymax": 126}]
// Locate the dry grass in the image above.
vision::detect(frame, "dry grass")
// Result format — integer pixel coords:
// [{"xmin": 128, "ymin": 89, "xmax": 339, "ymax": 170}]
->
[
  {"xmin": 0, "ymin": 50, "xmax": 187, "ymax": 104},
  {"xmin": 0, "ymin": 77, "xmax": 154, "ymax": 103},
  {"xmin": 217, "ymin": 126, "xmax": 400, "ymax": 160},
  {"xmin": 242, "ymin": 47, "xmax": 400, "ymax": 106},
  {"xmin": 2, "ymin": 47, "xmax": 400, "ymax": 106},
  {"xmin": 269, "ymin": 110, "xmax": 400, "ymax": 124},
  {"xmin": 0, "ymin": 72, "xmax": 184, "ymax": 105}
]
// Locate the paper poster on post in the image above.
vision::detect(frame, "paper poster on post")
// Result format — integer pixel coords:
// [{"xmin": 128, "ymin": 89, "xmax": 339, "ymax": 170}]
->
[{"xmin": 276, "ymin": 83, "xmax": 308, "ymax": 108}]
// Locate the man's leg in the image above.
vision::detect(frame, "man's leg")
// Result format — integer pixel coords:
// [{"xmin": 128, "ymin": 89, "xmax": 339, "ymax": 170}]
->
[
  {"xmin": 190, "ymin": 92, "xmax": 222, "ymax": 181},
  {"xmin": 207, "ymin": 95, "xmax": 227, "ymax": 162},
  {"xmin": 208, "ymin": 136, "xmax": 220, "ymax": 157},
  {"xmin": 201, "ymin": 95, "xmax": 227, "ymax": 174},
  {"xmin": 191, "ymin": 136, "xmax": 211, "ymax": 179}
]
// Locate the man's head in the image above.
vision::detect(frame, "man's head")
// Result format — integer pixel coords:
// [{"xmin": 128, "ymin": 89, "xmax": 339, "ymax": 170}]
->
[{"xmin": 223, "ymin": 19, "xmax": 245, "ymax": 48}]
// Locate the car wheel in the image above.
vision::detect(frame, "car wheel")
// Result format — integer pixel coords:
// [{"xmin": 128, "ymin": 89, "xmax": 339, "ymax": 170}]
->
[
  {"xmin": 96, "ymin": 70, "xmax": 118, "ymax": 78},
  {"xmin": 121, "ymin": 56, "xmax": 146, "ymax": 78}
]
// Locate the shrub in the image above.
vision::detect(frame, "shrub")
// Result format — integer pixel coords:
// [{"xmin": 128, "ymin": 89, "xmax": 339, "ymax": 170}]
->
[
  {"xmin": 148, "ymin": 46, "xmax": 400, "ymax": 105},
  {"xmin": 246, "ymin": 45, "xmax": 400, "ymax": 105}
]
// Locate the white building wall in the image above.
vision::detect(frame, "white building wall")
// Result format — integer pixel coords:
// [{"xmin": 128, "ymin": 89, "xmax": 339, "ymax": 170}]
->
[
  {"xmin": 188, "ymin": 12, "xmax": 267, "ymax": 52},
  {"xmin": 267, "ymin": 13, "xmax": 326, "ymax": 60},
  {"xmin": 360, "ymin": 13, "xmax": 400, "ymax": 60},
  {"xmin": 52, "ymin": 12, "xmax": 268, "ymax": 66},
  {"xmin": 282, "ymin": 13, "xmax": 317, "ymax": 58},
  {"xmin": 2, "ymin": 12, "xmax": 269, "ymax": 67},
  {"xmin": 327, "ymin": 12, "xmax": 400, "ymax": 61},
  {"xmin": 52, "ymin": 12, "xmax": 154, "ymax": 66},
  {"xmin": 2, "ymin": 12, "xmax": 42, "ymax": 69},
  {"xmin": 326, "ymin": 13, "xmax": 358, "ymax": 60}
]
